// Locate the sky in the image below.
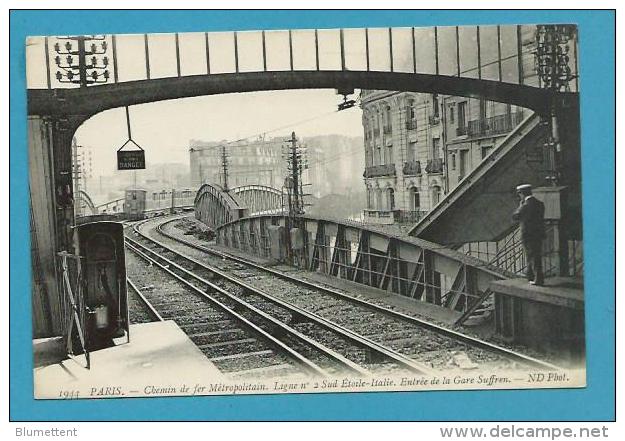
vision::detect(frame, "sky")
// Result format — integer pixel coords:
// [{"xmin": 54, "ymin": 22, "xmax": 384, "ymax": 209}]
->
[{"xmin": 74, "ymin": 89, "xmax": 364, "ymax": 176}]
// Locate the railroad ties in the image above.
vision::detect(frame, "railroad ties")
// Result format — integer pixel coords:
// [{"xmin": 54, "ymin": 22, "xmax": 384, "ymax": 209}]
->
[{"xmin": 122, "ymin": 216, "xmax": 560, "ymax": 381}]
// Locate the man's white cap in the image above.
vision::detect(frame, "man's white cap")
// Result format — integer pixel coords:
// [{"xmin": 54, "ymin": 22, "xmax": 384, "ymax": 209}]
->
[{"xmin": 516, "ymin": 184, "xmax": 532, "ymax": 191}]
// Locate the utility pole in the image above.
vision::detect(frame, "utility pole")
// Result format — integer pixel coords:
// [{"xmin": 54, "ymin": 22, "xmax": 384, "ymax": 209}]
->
[
  {"xmin": 285, "ymin": 131, "xmax": 307, "ymax": 216},
  {"xmin": 71, "ymin": 138, "xmax": 83, "ymax": 217},
  {"xmin": 283, "ymin": 132, "xmax": 312, "ymax": 268},
  {"xmin": 535, "ymin": 24, "xmax": 577, "ymax": 185},
  {"xmin": 220, "ymin": 145, "xmax": 229, "ymax": 191}
]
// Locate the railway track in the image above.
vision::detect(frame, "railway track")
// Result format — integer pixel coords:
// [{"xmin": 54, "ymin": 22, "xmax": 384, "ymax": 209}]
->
[
  {"xmin": 149, "ymin": 215, "xmax": 562, "ymax": 372},
  {"xmin": 125, "ymin": 225, "xmax": 440, "ymax": 381}
]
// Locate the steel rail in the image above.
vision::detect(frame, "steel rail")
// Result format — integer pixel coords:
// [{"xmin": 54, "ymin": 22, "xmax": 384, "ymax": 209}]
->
[
  {"xmin": 154, "ymin": 216, "xmax": 562, "ymax": 371},
  {"xmin": 125, "ymin": 236, "xmax": 369, "ymax": 377},
  {"xmin": 127, "ymin": 277, "xmax": 164, "ymax": 322},
  {"xmin": 129, "ymin": 225, "xmax": 435, "ymax": 375},
  {"xmin": 125, "ymin": 240, "xmax": 329, "ymax": 377}
]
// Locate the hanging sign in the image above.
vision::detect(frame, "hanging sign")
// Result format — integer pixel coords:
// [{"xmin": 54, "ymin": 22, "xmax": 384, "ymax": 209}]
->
[
  {"xmin": 116, "ymin": 106, "xmax": 146, "ymax": 170},
  {"xmin": 117, "ymin": 147, "xmax": 145, "ymax": 170}
]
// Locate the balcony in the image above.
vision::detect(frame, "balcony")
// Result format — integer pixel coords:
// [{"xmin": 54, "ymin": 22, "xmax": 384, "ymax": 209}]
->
[
  {"xmin": 363, "ymin": 209, "xmax": 400, "ymax": 225},
  {"xmin": 373, "ymin": 127, "xmax": 380, "ymax": 138},
  {"xmin": 467, "ymin": 111, "xmax": 525, "ymax": 138},
  {"xmin": 425, "ymin": 158, "xmax": 444, "ymax": 174},
  {"xmin": 428, "ymin": 115, "xmax": 440, "ymax": 125},
  {"xmin": 363, "ymin": 164, "xmax": 396, "ymax": 178},
  {"xmin": 383, "ymin": 125, "xmax": 392, "ymax": 135},
  {"xmin": 402, "ymin": 160, "xmax": 421, "ymax": 176},
  {"xmin": 396, "ymin": 210, "xmax": 429, "ymax": 224},
  {"xmin": 456, "ymin": 125, "xmax": 468, "ymax": 136},
  {"xmin": 405, "ymin": 120, "xmax": 418, "ymax": 130}
]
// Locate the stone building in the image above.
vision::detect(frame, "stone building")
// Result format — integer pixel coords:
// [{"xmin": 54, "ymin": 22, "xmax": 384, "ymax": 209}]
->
[
  {"xmin": 361, "ymin": 90, "xmax": 445, "ymax": 224},
  {"xmin": 361, "ymin": 90, "xmax": 531, "ymax": 225},
  {"xmin": 359, "ymin": 25, "xmax": 546, "ymax": 225},
  {"xmin": 189, "ymin": 137, "xmax": 287, "ymax": 189}
]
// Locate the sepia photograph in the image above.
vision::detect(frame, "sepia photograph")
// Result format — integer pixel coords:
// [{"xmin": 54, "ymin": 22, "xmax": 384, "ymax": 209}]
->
[{"xmin": 25, "ymin": 20, "xmax": 588, "ymax": 401}]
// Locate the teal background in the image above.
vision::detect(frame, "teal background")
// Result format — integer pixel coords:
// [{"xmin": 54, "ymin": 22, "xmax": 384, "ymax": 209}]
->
[{"xmin": 9, "ymin": 10, "xmax": 615, "ymax": 421}]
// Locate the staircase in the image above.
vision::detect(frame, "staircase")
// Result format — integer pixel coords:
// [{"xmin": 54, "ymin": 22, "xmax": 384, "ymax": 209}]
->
[{"xmin": 409, "ymin": 113, "xmax": 551, "ymax": 245}]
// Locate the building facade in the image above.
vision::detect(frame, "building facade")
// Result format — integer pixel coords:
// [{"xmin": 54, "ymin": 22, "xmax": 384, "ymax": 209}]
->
[
  {"xmin": 359, "ymin": 25, "xmax": 546, "ymax": 225},
  {"xmin": 361, "ymin": 90, "xmax": 445, "ymax": 224},
  {"xmin": 189, "ymin": 137, "xmax": 287, "ymax": 190},
  {"xmin": 360, "ymin": 90, "xmax": 530, "ymax": 225}
]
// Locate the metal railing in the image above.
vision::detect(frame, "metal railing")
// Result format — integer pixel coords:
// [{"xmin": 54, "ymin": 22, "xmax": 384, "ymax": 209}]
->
[
  {"xmin": 428, "ymin": 115, "xmax": 440, "ymax": 125},
  {"xmin": 460, "ymin": 224, "xmax": 584, "ymax": 278},
  {"xmin": 364, "ymin": 163, "xmax": 396, "ymax": 178},
  {"xmin": 395, "ymin": 210, "xmax": 429, "ymax": 224},
  {"xmin": 405, "ymin": 120, "xmax": 418, "ymax": 130},
  {"xmin": 467, "ymin": 111, "xmax": 525, "ymax": 138},
  {"xmin": 402, "ymin": 160, "xmax": 421, "ymax": 176},
  {"xmin": 215, "ymin": 214, "xmax": 513, "ymax": 313},
  {"xmin": 425, "ymin": 158, "xmax": 444, "ymax": 174},
  {"xmin": 383, "ymin": 125, "xmax": 392, "ymax": 135}
]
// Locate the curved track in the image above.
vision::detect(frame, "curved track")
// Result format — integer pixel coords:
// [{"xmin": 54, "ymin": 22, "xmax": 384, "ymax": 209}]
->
[{"xmin": 135, "ymin": 216, "xmax": 561, "ymax": 372}]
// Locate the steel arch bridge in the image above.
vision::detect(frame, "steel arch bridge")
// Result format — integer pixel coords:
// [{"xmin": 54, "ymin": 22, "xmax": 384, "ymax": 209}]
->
[
  {"xmin": 194, "ymin": 183, "xmax": 285, "ymax": 229},
  {"xmin": 75, "ymin": 190, "xmax": 97, "ymax": 216},
  {"xmin": 232, "ymin": 185, "xmax": 284, "ymax": 216}
]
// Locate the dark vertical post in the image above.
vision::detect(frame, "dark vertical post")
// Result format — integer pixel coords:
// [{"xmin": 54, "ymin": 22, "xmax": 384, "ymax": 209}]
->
[
  {"xmin": 516, "ymin": 25, "xmax": 524, "ymax": 85},
  {"xmin": 175, "ymin": 33, "xmax": 181, "ymax": 77},
  {"xmin": 477, "ymin": 26, "xmax": 482, "ymax": 79},
  {"xmin": 388, "ymin": 27, "xmax": 394, "ymax": 72},
  {"xmin": 125, "ymin": 106, "xmax": 133, "ymax": 140},
  {"xmin": 288, "ymin": 30, "xmax": 294, "ymax": 71},
  {"xmin": 411, "ymin": 27, "xmax": 417, "ymax": 73},
  {"xmin": 262, "ymin": 30, "xmax": 267, "ymax": 71},
  {"xmin": 339, "ymin": 28, "xmax": 345, "ymax": 71},
  {"xmin": 497, "ymin": 25, "xmax": 502, "ymax": 82},
  {"xmin": 144, "ymin": 34, "xmax": 151, "ymax": 80},
  {"xmin": 234, "ymin": 31, "xmax": 239, "ymax": 73},
  {"xmin": 573, "ymin": 30, "xmax": 579, "ymax": 91},
  {"xmin": 204, "ymin": 32, "xmax": 211, "ymax": 74},
  {"xmin": 434, "ymin": 27, "xmax": 439, "ymax": 75},
  {"xmin": 365, "ymin": 28, "xmax": 370, "ymax": 71},
  {"xmin": 111, "ymin": 34, "xmax": 119, "ymax": 83},
  {"xmin": 44, "ymin": 37, "xmax": 52, "ymax": 89},
  {"xmin": 314, "ymin": 29, "xmax": 320, "ymax": 71},
  {"xmin": 77, "ymin": 37, "xmax": 88, "ymax": 88},
  {"xmin": 455, "ymin": 26, "xmax": 460, "ymax": 77}
]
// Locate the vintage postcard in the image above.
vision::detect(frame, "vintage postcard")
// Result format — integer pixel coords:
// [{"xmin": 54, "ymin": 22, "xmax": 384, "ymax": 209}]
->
[{"xmin": 26, "ymin": 22, "xmax": 586, "ymax": 401}]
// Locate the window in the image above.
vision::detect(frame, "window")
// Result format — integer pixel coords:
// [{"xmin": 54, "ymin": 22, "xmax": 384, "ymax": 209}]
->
[
  {"xmin": 449, "ymin": 106, "xmax": 455, "ymax": 124},
  {"xmin": 407, "ymin": 100, "xmax": 416, "ymax": 120},
  {"xmin": 407, "ymin": 141, "xmax": 417, "ymax": 162},
  {"xmin": 432, "ymin": 138, "xmax": 441, "ymax": 160},
  {"xmin": 479, "ymin": 98, "xmax": 487, "ymax": 120},
  {"xmin": 458, "ymin": 102, "xmax": 467, "ymax": 129},
  {"xmin": 387, "ymin": 144, "xmax": 393, "ymax": 164},
  {"xmin": 387, "ymin": 188, "xmax": 395, "ymax": 211},
  {"xmin": 432, "ymin": 94, "xmax": 440, "ymax": 117},
  {"xmin": 432, "ymin": 185, "xmax": 442, "ymax": 205},
  {"xmin": 411, "ymin": 188, "xmax": 420, "ymax": 210},
  {"xmin": 451, "ymin": 154, "xmax": 457, "ymax": 170}
]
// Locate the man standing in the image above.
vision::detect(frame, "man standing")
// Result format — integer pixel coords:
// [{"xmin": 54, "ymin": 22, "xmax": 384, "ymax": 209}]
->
[{"xmin": 512, "ymin": 184, "xmax": 546, "ymax": 286}]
